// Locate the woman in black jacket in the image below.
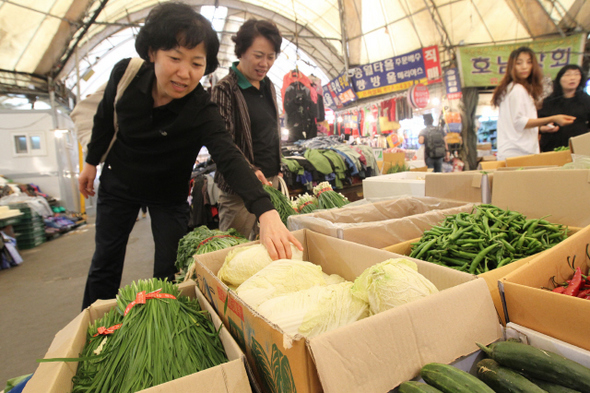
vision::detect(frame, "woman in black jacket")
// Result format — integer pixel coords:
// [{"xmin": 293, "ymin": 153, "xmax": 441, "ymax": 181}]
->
[
  {"xmin": 78, "ymin": 2, "xmax": 301, "ymax": 309},
  {"xmin": 538, "ymin": 64, "xmax": 590, "ymax": 151}
]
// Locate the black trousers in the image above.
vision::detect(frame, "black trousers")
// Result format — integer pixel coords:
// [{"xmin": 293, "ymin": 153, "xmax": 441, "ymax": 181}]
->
[{"xmin": 82, "ymin": 188, "xmax": 189, "ymax": 309}]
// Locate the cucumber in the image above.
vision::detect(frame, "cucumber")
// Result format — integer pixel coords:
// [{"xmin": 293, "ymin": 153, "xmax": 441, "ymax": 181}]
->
[
  {"xmin": 399, "ymin": 381, "xmax": 443, "ymax": 393},
  {"xmin": 476, "ymin": 358, "xmax": 547, "ymax": 393},
  {"xmin": 420, "ymin": 363, "xmax": 495, "ymax": 393},
  {"xmin": 526, "ymin": 376, "xmax": 581, "ymax": 393},
  {"xmin": 477, "ymin": 341, "xmax": 590, "ymax": 391}
]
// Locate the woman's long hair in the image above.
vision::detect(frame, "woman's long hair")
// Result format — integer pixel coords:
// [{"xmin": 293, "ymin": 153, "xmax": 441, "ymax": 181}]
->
[{"xmin": 491, "ymin": 46, "xmax": 544, "ymax": 107}]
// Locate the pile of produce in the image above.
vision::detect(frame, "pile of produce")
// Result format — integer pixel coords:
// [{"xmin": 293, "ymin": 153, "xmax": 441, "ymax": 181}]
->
[
  {"xmin": 351, "ymin": 258, "xmax": 439, "ymax": 315},
  {"xmin": 409, "ymin": 204, "xmax": 569, "ymax": 274},
  {"xmin": 218, "ymin": 248, "xmax": 439, "ymax": 338},
  {"xmin": 399, "ymin": 340, "xmax": 590, "ymax": 392},
  {"xmin": 175, "ymin": 225, "xmax": 248, "ymax": 282},
  {"xmin": 386, "ymin": 162, "xmax": 411, "ymax": 174},
  {"xmin": 217, "ymin": 243, "xmax": 303, "ymax": 289},
  {"xmin": 263, "ymin": 184, "xmax": 297, "ymax": 225},
  {"xmin": 548, "ymin": 251, "xmax": 590, "ymax": 299},
  {"xmin": 293, "ymin": 193, "xmax": 319, "ymax": 214},
  {"xmin": 313, "ymin": 181, "xmax": 350, "ymax": 209},
  {"xmin": 44, "ymin": 279, "xmax": 228, "ymax": 393}
]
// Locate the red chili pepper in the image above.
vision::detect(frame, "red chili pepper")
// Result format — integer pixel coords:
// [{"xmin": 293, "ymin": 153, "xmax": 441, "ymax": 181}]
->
[
  {"xmin": 577, "ymin": 288, "xmax": 590, "ymax": 298},
  {"xmin": 552, "ymin": 286, "xmax": 566, "ymax": 294},
  {"xmin": 564, "ymin": 267, "xmax": 583, "ymax": 297}
]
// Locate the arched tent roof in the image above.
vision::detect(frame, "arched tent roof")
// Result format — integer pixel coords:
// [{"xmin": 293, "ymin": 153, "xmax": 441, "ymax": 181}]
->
[{"xmin": 0, "ymin": 0, "xmax": 588, "ymax": 105}]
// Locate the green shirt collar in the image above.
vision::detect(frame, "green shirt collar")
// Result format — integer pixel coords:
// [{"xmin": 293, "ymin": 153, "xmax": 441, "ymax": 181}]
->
[{"xmin": 231, "ymin": 61, "xmax": 265, "ymax": 90}]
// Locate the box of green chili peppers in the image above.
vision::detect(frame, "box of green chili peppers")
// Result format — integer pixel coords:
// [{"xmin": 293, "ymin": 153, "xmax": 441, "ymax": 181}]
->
[
  {"xmin": 24, "ymin": 280, "xmax": 253, "ymax": 393},
  {"xmin": 383, "ymin": 204, "xmax": 578, "ymax": 325}
]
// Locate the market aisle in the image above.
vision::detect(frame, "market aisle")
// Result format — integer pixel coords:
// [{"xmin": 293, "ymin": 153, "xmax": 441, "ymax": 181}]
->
[{"xmin": 0, "ymin": 211, "xmax": 154, "ymax": 387}]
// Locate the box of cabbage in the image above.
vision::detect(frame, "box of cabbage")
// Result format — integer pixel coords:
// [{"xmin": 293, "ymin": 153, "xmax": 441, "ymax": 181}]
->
[{"xmin": 193, "ymin": 229, "xmax": 502, "ymax": 393}]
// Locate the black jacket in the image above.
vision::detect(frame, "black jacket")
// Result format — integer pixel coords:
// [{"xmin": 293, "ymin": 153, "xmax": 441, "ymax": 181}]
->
[{"xmin": 86, "ymin": 58, "xmax": 273, "ymax": 217}]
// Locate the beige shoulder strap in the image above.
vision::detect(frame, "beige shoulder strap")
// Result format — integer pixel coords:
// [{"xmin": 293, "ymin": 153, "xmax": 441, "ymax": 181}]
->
[{"xmin": 101, "ymin": 57, "xmax": 145, "ymax": 163}]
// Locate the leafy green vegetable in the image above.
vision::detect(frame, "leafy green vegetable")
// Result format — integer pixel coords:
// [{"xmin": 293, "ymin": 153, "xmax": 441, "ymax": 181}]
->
[
  {"xmin": 312, "ymin": 182, "xmax": 350, "ymax": 209},
  {"xmin": 264, "ymin": 184, "xmax": 297, "ymax": 225},
  {"xmin": 47, "ymin": 279, "xmax": 228, "ymax": 393},
  {"xmin": 175, "ymin": 226, "xmax": 248, "ymax": 282},
  {"xmin": 351, "ymin": 258, "xmax": 438, "ymax": 314}
]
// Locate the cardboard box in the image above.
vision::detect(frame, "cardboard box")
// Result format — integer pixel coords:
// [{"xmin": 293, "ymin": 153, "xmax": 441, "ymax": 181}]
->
[
  {"xmin": 363, "ymin": 171, "xmax": 427, "ymax": 198},
  {"xmin": 287, "ymin": 196, "xmax": 474, "ymax": 248},
  {"xmin": 23, "ymin": 281, "xmax": 252, "ymax": 393},
  {"xmin": 505, "ymin": 150, "xmax": 572, "ymax": 167},
  {"xmin": 500, "ymin": 224, "xmax": 590, "ymax": 352},
  {"xmin": 193, "ymin": 230, "xmax": 502, "ymax": 393},
  {"xmin": 570, "ymin": 132, "xmax": 590, "ymax": 156},
  {"xmin": 477, "ymin": 143, "xmax": 493, "ymax": 151},
  {"xmin": 379, "ymin": 152, "xmax": 407, "ymax": 173},
  {"xmin": 384, "ymin": 227, "xmax": 581, "ymax": 326},
  {"xmin": 491, "ymin": 168, "xmax": 590, "ymax": 227},
  {"xmin": 390, "ymin": 322, "xmax": 590, "ymax": 391},
  {"xmin": 425, "ymin": 171, "xmax": 493, "ymax": 203},
  {"xmin": 479, "ymin": 160, "xmax": 506, "ymax": 170},
  {"xmin": 505, "ymin": 323, "xmax": 590, "ymax": 368},
  {"xmin": 383, "ymin": 237, "xmax": 526, "ymax": 325}
]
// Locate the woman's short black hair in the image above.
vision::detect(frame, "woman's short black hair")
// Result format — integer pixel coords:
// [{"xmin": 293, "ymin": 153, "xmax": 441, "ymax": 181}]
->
[
  {"xmin": 551, "ymin": 64, "xmax": 586, "ymax": 97},
  {"xmin": 232, "ymin": 18, "xmax": 282, "ymax": 58},
  {"xmin": 135, "ymin": 2, "xmax": 220, "ymax": 75}
]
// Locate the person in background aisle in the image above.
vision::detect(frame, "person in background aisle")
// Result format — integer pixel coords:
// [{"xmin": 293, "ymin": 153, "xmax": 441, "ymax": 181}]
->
[
  {"xmin": 491, "ymin": 46, "xmax": 575, "ymax": 160},
  {"xmin": 418, "ymin": 113, "xmax": 447, "ymax": 172},
  {"xmin": 211, "ymin": 18, "xmax": 283, "ymax": 240},
  {"xmin": 538, "ymin": 64, "xmax": 590, "ymax": 152},
  {"xmin": 78, "ymin": 3, "xmax": 301, "ymax": 309}
]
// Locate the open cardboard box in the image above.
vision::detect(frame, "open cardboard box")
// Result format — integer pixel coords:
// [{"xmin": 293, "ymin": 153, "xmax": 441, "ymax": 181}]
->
[
  {"xmin": 500, "ymin": 224, "xmax": 590, "ymax": 352},
  {"xmin": 491, "ymin": 168, "xmax": 590, "ymax": 227},
  {"xmin": 287, "ymin": 196, "xmax": 474, "ymax": 248},
  {"xmin": 379, "ymin": 152, "xmax": 407, "ymax": 174},
  {"xmin": 425, "ymin": 171, "xmax": 493, "ymax": 203},
  {"xmin": 504, "ymin": 149, "xmax": 572, "ymax": 167},
  {"xmin": 389, "ymin": 322, "xmax": 590, "ymax": 392},
  {"xmin": 570, "ymin": 132, "xmax": 590, "ymax": 155},
  {"xmin": 363, "ymin": 171, "xmax": 427, "ymax": 198},
  {"xmin": 23, "ymin": 281, "xmax": 252, "ymax": 393},
  {"xmin": 383, "ymin": 228, "xmax": 580, "ymax": 326},
  {"xmin": 193, "ymin": 229, "xmax": 502, "ymax": 393}
]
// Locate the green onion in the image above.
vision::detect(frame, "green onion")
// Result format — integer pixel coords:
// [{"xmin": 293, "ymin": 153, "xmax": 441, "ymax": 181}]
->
[
  {"xmin": 68, "ymin": 278, "xmax": 228, "ymax": 393},
  {"xmin": 312, "ymin": 182, "xmax": 350, "ymax": 209},
  {"xmin": 263, "ymin": 184, "xmax": 297, "ymax": 225}
]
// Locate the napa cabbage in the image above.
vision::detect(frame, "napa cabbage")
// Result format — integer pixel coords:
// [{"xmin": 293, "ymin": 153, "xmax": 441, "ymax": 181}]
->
[
  {"xmin": 217, "ymin": 243, "xmax": 303, "ymax": 287},
  {"xmin": 351, "ymin": 258, "xmax": 438, "ymax": 314},
  {"xmin": 257, "ymin": 281, "xmax": 368, "ymax": 339},
  {"xmin": 235, "ymin": 260, "xmax": 325, "ymax": 309}
]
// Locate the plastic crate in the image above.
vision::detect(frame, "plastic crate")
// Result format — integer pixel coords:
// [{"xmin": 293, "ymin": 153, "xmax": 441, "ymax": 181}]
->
[
  {"xmin": 15, "ymin": 227, "xmax": 46, "ymax": 239},
  {"xmin": 16, "ymin": 236, "xmax": 45, "ymax": 250}
]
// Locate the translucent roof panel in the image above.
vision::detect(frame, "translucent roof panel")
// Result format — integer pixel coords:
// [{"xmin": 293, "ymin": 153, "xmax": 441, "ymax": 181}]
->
[
  {"xmin": 63, "ymin": 5, "xmax": 330, "ymax": 112},
  {"xmin": 0, "ymin": 0, "xmax": 588, "ymax": 101}
]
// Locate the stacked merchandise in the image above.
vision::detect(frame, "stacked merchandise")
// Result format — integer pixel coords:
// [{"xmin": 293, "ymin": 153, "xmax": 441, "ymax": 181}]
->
[
  {"xmin": 281, "ymin": 135, "xmax": 378, "ymax": 192},
  {"xmin": 10, "ymin": 203, "xmax": 45, "ymax": 250}
]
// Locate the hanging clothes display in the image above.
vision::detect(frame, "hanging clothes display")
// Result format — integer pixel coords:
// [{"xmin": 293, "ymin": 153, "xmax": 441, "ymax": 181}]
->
[
  {"xmin": 282, "ymin": 70, "xmax": 318, "ymax": 141},
  {"xmin": 309, "ymin": 74, "xmax": 325, "ymax": 122}
]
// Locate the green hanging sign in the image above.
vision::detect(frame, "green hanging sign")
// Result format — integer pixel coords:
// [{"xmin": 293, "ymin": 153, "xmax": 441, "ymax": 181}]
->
[{"xmin": 457, "ymin": 33, "xmax": 586, "ymax": 87}]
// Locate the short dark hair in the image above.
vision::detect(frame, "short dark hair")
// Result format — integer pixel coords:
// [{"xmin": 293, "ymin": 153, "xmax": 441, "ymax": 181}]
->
[
  {"xmin": 135, "ymin": 2, "xmax": 220, "ymax": 75},
  {"xmin": 552, "ymin": 64, "xmax": 586, "ymax": 97},
  {"xmin": 232, "ymin": 18, "xmax": 282, "ymax": 58},
  {"xmin": 423, "ymin": 113, "xmax": 434, "ymax": 126}
]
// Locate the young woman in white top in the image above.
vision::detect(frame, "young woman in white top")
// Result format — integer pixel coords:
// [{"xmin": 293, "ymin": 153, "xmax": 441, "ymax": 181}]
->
[{"xmin": 491, "ymin": 46, "xmax": 575, "ymax": 160}]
